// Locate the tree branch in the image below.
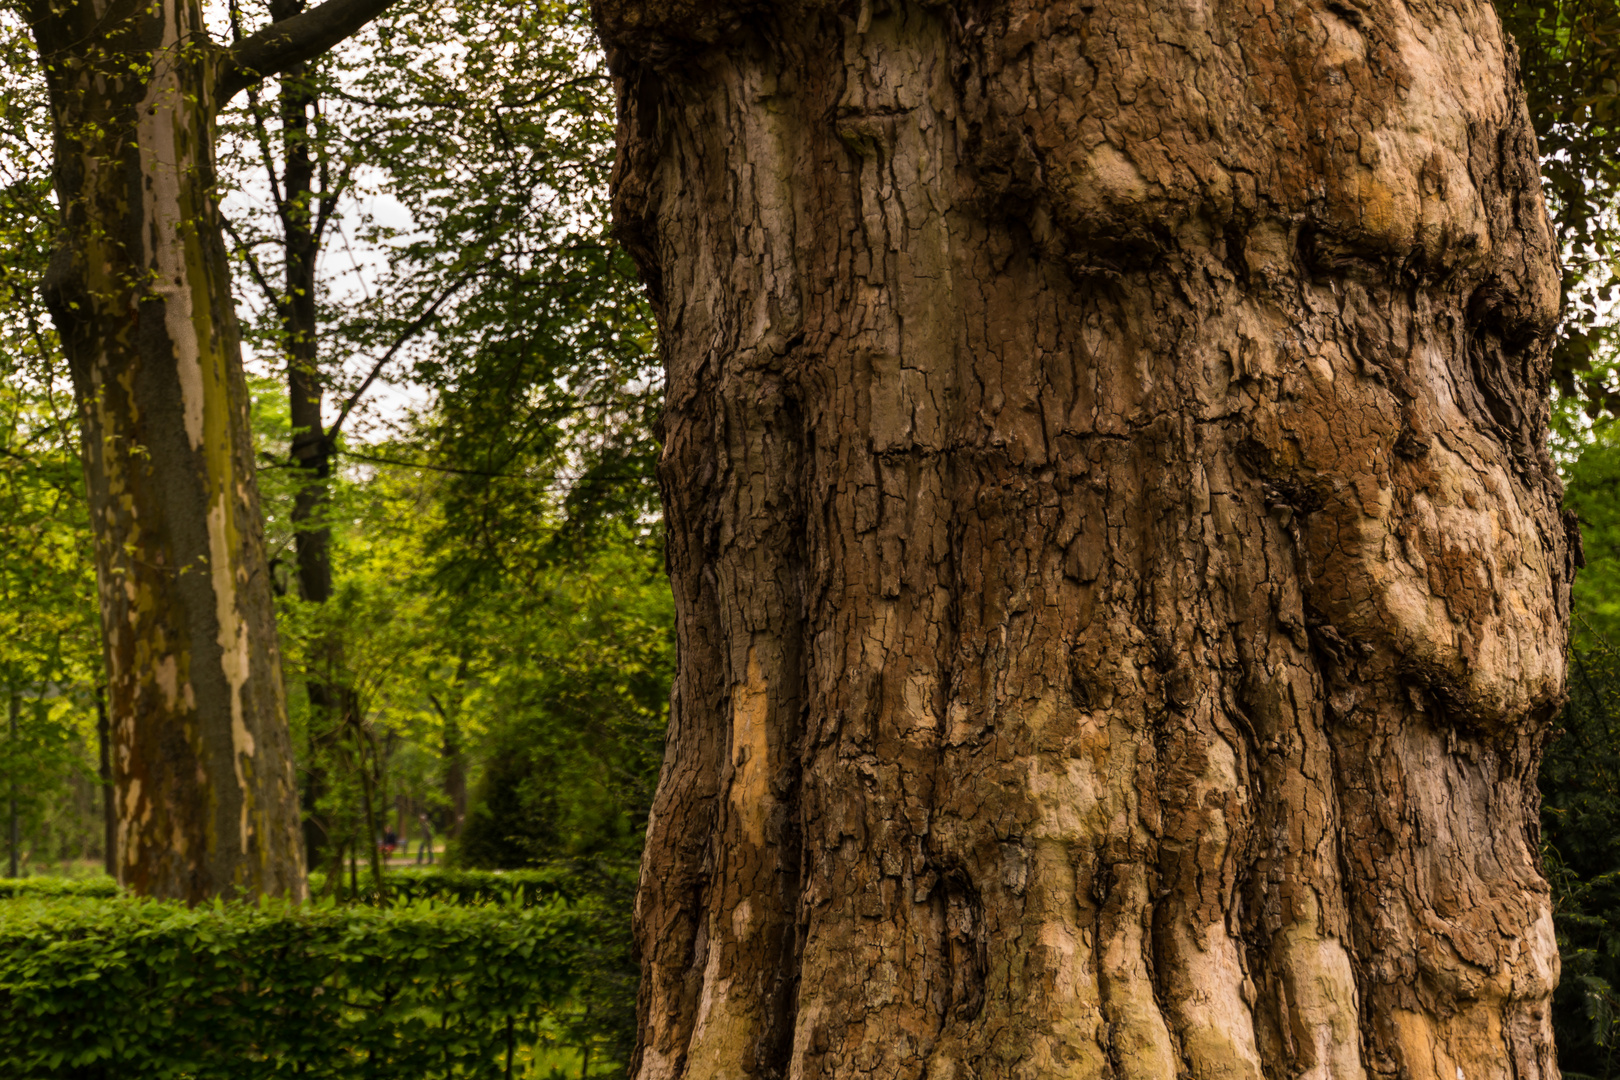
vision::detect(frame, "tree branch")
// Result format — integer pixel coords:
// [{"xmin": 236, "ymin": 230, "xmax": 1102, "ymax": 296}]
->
[
  {"xmin": 339, "ymin": 449, "xmax": 654, "ymax": 485},
  {"xmin": 324, "ymin": 263, "xmax": 485, "ymax": 441},
  {"xmin": 220, "ymin": 216, "xmax": 285, "ymax": 318},
  {"xmin": 217, "ymin": 0, "xmax": 398, "ymax": 104}
]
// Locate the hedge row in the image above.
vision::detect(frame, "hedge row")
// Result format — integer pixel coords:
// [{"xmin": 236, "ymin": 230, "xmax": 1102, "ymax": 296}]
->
[
  {"xmin": 0, "ymin": 868, "xmax": 569, "ymax": 906},
  {"xmin": 0, "ymin": 894, "xmax": 601, "ymax": 1078},
  {"xmin": 0, "ymin": 878, "xmax": 118, "ymax": 900},
  {"xmin": 307, "ymin": 867, "xmax": 575, "ymax": 907}
]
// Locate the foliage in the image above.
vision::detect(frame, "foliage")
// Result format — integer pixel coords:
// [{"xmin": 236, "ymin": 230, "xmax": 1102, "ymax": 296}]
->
[
  {"xmin": 453, "ymin": 533, "xmax": 673, "ymax": 870},
  {"xmin": 280, "ymin": 489, "xmax": 667, "ymax": 1065},
  {"xmin": 0, "ymin": 868, "xmax": 585, "ymax": 905},
  {"xmin": 1549, "ymin": 438, "xmax": 1620, "ymax": 1076},
  {"xmin": 0, "ymin": 877, "xmax": 116, "ymax": 899},
  {"xmin": 218, "ymin": 0, "xmax": 657, "ymax": 531},
  {"xmin": 0, "ymin": 0, "xmax": 660, "ymax": 1063},
  {"xmin": 0, "ymin": 892, "xmax": 619, "ymax": 1078},
  {"xmin": 1568, "ymin": 441, "xmax": 1620, "ymax": 646},
  {"xmin": 305, "ymin": 866, "xmax": 577, "ymax": 906},
  {"xmin": 1544, "ymin": 640, "xmax": 1620, "ymax": 1079},
  {"xmin": 0, "ymin": 8, "xmax": 107, "ymax": 870},
  {"xmin": 1499, "ymin": 0, "xmax": 1620, "ymax": 435},
  {"xmin": 214, "ymin": 0, "xmax": 662, "ymax": 894}
]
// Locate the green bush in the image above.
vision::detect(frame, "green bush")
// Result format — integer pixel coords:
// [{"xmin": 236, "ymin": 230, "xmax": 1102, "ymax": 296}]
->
[
  {"xmin": 307, "ymin": 867, "xmax": 576, "ymax": 907},
  {"xmin": 0, "ymin": 877, "xmax": 117, "ymax": 900},
  {"xmin": 0, "ymin": 894, "xmax": 603, "ymax": 1078},
  {"xmin": 1546, "ymin": 641, "xmax": 1620, "ymax": 1079},
  {"xmin": 0, "ymin": 869, "xmax": 573, "ymax": 907}
]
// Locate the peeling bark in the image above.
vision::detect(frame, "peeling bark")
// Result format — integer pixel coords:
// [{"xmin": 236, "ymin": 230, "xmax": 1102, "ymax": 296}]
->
[
  {"xmin": 595, "ymin": 0, "xmax": 1571, "ymax": 1076},
  {"xmin": 26, "ymin": 0, "xmax": 391, "ymax": 902},
  {"xmin": 29, "ymin": 0, "xmax": 305, "ymax": 901}
]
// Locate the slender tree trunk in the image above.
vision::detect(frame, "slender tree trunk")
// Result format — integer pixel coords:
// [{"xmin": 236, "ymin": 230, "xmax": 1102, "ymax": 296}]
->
[
  {"xmin": 597, "ymin": 2, "xmax": 1573, "ymax": 1076},
  {"xmin": 351, "ymin": 713, "xmax": 385, "ymax": 898},
  {"xmin": 96, "ymin": 686, "xmax": 115, "ymax": 878},
  {"xmin": 443, "ymin": 722, "xmax": 466, "ymax": 839},
  {"xmin": 430, "ymin": 662, "xmax": 469, "ymax": 838},
  {"xmin": 280, "ymin": 70, "xmax": 332, "ymax": 612},
  {"xmin": 267, "ymin": 15, "xmax": 343, "ymax": 874},
  {"xmin": 29, "ymin": 0, "xmax": 305, "ymax": 901},
  {"xmin": 7, "ymin": 690, "xmax": 17, "ymax": 880}
]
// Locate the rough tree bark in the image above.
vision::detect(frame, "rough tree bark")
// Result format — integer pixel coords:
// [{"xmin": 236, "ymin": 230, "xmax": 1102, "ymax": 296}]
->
[
  {"xmin": 27, "ymin": 0, "xmax": 393, "ymax": 901},
  {"xmin": 596, "ymin": 1, "xmax": 1573, "ymax": 1076}
]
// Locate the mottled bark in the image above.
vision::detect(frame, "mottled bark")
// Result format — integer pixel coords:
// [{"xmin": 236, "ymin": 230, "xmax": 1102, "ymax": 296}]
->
[
  {"xmin": 27, "ymin": 0, "xmax": 392, "ymax": 901},
  {"xmin": 596, "ymin": 1, "xmax": 1572, "ymax": 1076}
]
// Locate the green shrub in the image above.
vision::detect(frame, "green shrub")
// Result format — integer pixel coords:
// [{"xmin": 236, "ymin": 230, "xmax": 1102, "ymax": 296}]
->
[
  {"xmin": 1546, "ymin": 641, "xmax": 1620, "ymax": 1079},
  {"xmin": 0, "ymin": 894, "xmax": 603, "ymax": 1078},
  {"xmin": 0, "ymin": 877, "xmax": 117, "ymax": 900},
  {"xmin": 0, "ymin": 869, "xmax": 573, "ymax": 907},
  {"xmin": 307, "ymin": 867, "xmax": 576, "ymax": 907}
]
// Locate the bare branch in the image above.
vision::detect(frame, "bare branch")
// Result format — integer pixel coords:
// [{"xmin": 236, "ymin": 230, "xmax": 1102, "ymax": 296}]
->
[
  {"xmin": 314, "ymin": 153, "xmax": 358, "ymax": 249},
  {"xmin": 220, "ymin": 215, "xmax": 285, "ymax": 317},
  {"xmin": 324, "ymin": 264, "xmax": 484, "ymax": 440},
  {"xmin": 340, "ymin": 449, "xmax": 654, "ymax": 485},
  {"xmin": 217, "ymin": 0, "xmax": 398, "ymax": 104}
]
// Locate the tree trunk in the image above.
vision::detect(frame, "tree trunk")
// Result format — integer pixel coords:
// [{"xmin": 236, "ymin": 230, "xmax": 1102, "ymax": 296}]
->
[
  {"xmin": 596, "ymin": 2, "xmax": 1573, "ymax": 1076},
  {"xmin": 7, "ymin": 689, "xmax": 17, "ymax": 880},
  {"xmin": 96, "ymin": 687, "xmax": 115, "ymax": 878},
  {"xmin": 269, "ymin": 19, "xmax": 342, "ymax": 873},
  {"xmin": 430, "ymin": 662, "xmax": 470, "ymax": 839},
  {"xmin": 443, "ymin": 720, "xmax": 466, "ymax": 839},
  {"xmin": 29, "ymin": 0, "xmax": 305, "ymax": 901}
]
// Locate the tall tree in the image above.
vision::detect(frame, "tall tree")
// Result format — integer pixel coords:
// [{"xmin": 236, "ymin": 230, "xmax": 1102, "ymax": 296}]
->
[
  {"xmin": 216, "ymin": 0, "xmax": 656, "ymax": 867},
  {"xmin": 20, "ymin": 0, "xmax": 394, "ymax": 900},
  {"xmin": 597, "ymin": 1, "xmax": 1573, "ymax": 1075},
  {"xmin": 220, "ymin": 0, "xmax": 356, "ymax": 876}
]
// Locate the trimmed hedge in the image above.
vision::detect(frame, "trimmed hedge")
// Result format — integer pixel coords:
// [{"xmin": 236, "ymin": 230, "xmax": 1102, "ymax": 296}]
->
[
  {"xmin": 0, "ymin": 894, "xmax": 598, "ymax": 1078},
  {"xmin": 0, "ymin": 878, "xmax": 119, "ymax": 900},
  {"xmin": 307, "ymin": 868, "xmax": 575, "ymax": 907},
  {"xmin": 0, "ymin": 869, "xmax": 571, "ymax": 906}
]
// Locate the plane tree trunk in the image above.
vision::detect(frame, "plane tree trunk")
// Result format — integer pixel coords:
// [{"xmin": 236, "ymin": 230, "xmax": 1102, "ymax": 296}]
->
[
  {"xmin": 26, "ymin": 0, "xmax": 393, "ymax": 902},
  {"xmin": 595, "ymin": 1, "xmax": 1573, "ymax": 1076}
]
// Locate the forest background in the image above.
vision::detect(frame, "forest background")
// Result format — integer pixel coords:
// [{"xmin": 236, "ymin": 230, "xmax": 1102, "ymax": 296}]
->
[{"xmin": 7, "ymin": 0, "xmax": 1620, "ymax": 1075}]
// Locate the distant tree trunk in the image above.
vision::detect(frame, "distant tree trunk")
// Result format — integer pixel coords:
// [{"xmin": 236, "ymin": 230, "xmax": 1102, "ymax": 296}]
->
[
  {"xmin": 266, "ymin": 9, "xmax": 342, "ymax": 874},
  {"xmin": 429, "ymin": 661, "xmax": 469, "ymax": 839},
  {"xmin": 597, "ymin": 2, "xmax": 1574, "ymax": 1076},
  {"xmin": 7, "ymin": 690, "xmax": 17, "ymax": 880},
  {"xmin": 96, "ymin": 687, "xmax": 114, "ymax": 878},
  {"xmin": 26, "ymin": 0, "xmax": 394, "ymax": 902},
  {"xmin": 443, "ymin": 715, "xmax": 466, "ymax": 839}
]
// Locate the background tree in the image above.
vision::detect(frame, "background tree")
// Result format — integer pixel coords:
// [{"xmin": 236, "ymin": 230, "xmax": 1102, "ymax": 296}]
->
[
  {"xmin": 216, "ymin": 0, "xmax": 658, "ymax": 879},
  {"xmin": 597, "ymin": 1, "xmax": 1571, "ymax": 1075},
  {"xmin": 19, "ymin": 0, "xmax": 399, "ymax": 899}
]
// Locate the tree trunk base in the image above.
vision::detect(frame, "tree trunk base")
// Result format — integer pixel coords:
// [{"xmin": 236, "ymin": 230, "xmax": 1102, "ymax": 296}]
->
[{"xmin": 597, "ymin": 1, "xmax": 1572, "ymax": 1075}]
